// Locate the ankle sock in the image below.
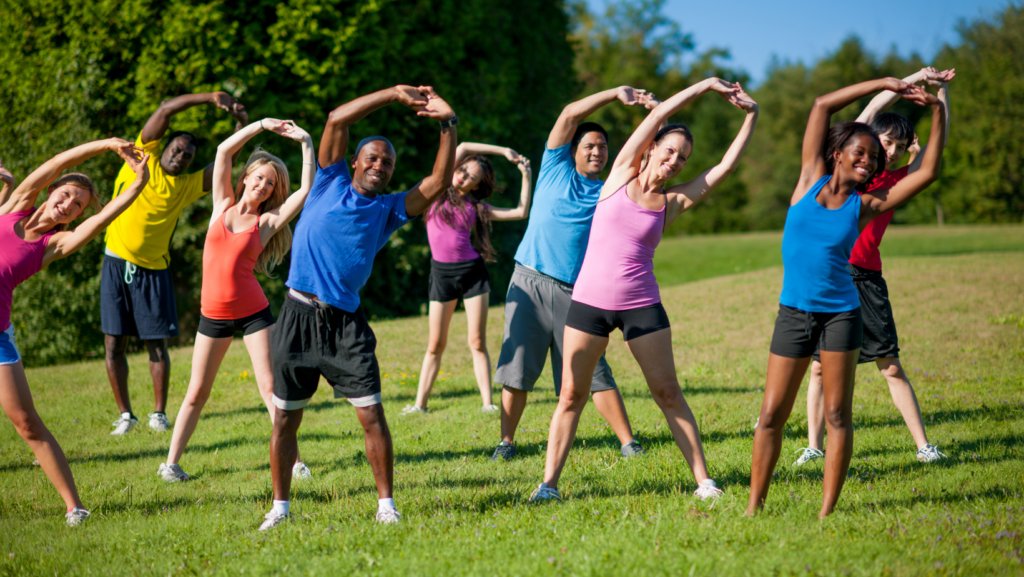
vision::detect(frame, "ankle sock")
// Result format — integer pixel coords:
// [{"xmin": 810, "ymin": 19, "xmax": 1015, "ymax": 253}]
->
[
  {"xmin": 271, "ymin": 500, "xmax": 289, "ymax": 516},
  {"xmin": 121, "ymin": 412, "xmax": 133, "ymax": 421},
  {"xmin": 378, "ymin": 498, "xmax": 395, "ymax": 512}
]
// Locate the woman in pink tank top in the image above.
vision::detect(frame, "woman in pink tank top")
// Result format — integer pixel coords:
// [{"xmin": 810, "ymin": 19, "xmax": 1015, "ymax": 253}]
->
[
  {"xmin": 530, "ymin": 79, "xmax": 759, "ymax": 504},
  {"xmin": 405, "ymin": 143, "xmax": 532, "ymax": 416},
  {"xmin": 160, "ymin": 119, "xmax": 316, "ymax": 483},
  {"xmin": 0, "ymin": 139, "xmax": 150, "ymax": 526}
]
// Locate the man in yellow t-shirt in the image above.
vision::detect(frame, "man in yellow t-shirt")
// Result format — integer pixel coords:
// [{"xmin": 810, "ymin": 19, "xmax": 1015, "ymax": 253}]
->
[{"xmin": 103, "ymin": 92, "xmax": 248, "ymax": 436}]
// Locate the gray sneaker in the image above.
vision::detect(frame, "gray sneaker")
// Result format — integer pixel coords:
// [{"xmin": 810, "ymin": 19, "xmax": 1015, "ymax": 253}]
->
[
  {"xmin": 917, "ymin": 444, "xmax": 947, "ymax": 463},
  {"xmin": 148, "ymin": 412, "xmax": 170, "ymax": 432},
  {"xmin": 400, "ymin": 404, "xmax": 427, "ymax": 416},
  {"xmin": 621, "ymin": 440, "xmax": 645, "ymax": 458},
  {"xmin": 292, "ymin": 462, "xmax": 312, "ymax": 479},
  {"xmin": 65, "ymin": 508, "xmax": 90, "ymax": 527},
  {"xmin": 158, "ymin": 463, "xmax": 189, "ymax": 483},
  {"xmin": 792, "ymin": 447, "xmax": 824, "ymax": 466},
  {"xmin": 491, "ymin": 441, "xmax": 516, "ymax": 461},
  {"xmin": 529, "ymin": 483, "xmax": 561, "ymax": 503},
  {"xmin": 258, "ymin": 511, "xmax": 290, "ymax": 531},
  {"xmin": 110, "ymin": 415, "xmax": 138, "ymax": 436}
]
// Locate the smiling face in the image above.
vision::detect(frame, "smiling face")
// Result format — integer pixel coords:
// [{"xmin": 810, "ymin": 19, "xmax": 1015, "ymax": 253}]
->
[
  {"xmin": 573, "ymin": 131, "xmax": 609, "ymax": 179},
  {"xmin": 878, "ymin": 130, "xmax": 909, "ymax": 171},
  {"xmin": 45, "ymin": 184, "xmax": 92, "ymax": 225},
  {"xmin": 242, "ymin": 163, "xmax": 279, "ymax": 205},
  {"xmin": 160, "ymin": 136, "xmax": 197, "ymax": 176},
  {"xmin": 835, "ymin": 134, "xmax": 880, "ymax": 185},
  {"xmin": 647, "ymin": 133, "xmax": 693, "ymax": 181},
  {"xmin": 452, "ymin": 160, "xmax": 483, "ymax": 194},
  {"xmin": 351, "ymin": 140, "xmax": 396, "ymax": 196}
]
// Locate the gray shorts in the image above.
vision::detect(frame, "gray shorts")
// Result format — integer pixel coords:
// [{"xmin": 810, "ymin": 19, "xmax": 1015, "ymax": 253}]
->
[{"xmin": 494, "ymin": 264, "xmax": 616, "ymax": 395}]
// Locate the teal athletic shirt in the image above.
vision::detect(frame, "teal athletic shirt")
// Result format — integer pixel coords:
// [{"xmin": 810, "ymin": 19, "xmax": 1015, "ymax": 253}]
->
[
  {"xmin": 514, "ymin": 143, "xmax": 604, "ymax": 284},
  {"xmin": 287, "ymin": 159, "xmax": 412, "ymax": 312}
]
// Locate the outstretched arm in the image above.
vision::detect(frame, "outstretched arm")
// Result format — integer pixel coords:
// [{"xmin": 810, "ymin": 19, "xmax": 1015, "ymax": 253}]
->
[
  {"xmin": 260, "ymin": 125, "xmax": 317, "ymax": 244},
  {"xmin": 908, "ymin": 78, "xmax": 951, "ymax": 173},
  {"xmin": 0, "ymin": 158, "xmax": 14, "ymax": 206},
  {"xmin": 489, "ymin": 158, "xmax": 533, "ymax": 221},
  {"xmin": 141, "ymin": 91, "xmax": 248, "ymax": 144},
  {"xmin": 318, "ymin": 85, "xmax": 430, "ymax": 168},
  {"xmin": 209, "ymin": 118, "xmax": 297, "ymax": 224},
  {"xmin": 856, "ymin": 67, "xmax": 954, "ymax": 125},
  {"xmin": 43, "ymin": 152, "xmax": 150, "ymax": 267},
  {"xmin": 404, "ymin": 90, "xmax": 458, "ymax": 217},
  {"xmin": 547, "ymin": 86, "xmax": 647, "ymax": 149},
  {"xmin": 455, "ymin": 142, "xmax": 522, "ymax": 166}
]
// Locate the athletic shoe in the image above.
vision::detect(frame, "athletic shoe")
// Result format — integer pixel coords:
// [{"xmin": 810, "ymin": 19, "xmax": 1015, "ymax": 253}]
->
[
  {"xmin": 481, "ymin": 404, "xmax": 500, "ymax": 414},
  {"xmin": 148, "ymin": 412, "xmax": 170, "ymax": 432},
  {"xmin": 621, "ymin": 440, "xmax": 645, "ymax": 458},
  {"xmin": 917, "ymin": 444, "xmax": 947, "ymax": 463},
  {"xmin": 375, "ymin": 508, "xmax": 403, "ymax": 524},
  {"xmin": 258, "ymin": 511, "xmax": 290, "ymax": 531},
  {"xmin": 158, "ymin": 463, "xmax": 189, "ymax": 483},
  {"xmin": 491, "ymin": 441, "xmax": 516, "ymax": 461},
  {"xmin": 292, "ymin": 462, "xmax": 312, "ymax": 479},
  {"xmin": 753, "ymin": 417, "xmax": 759, "ymax": 429},
  {"xmin": 400, "ymin": 404, "xmax": 427, "ymax": 416},
  {"xmin": 529, "ymin": 484, "xmax": 561, "ymax": 503},
  {"xmin": 110, "ymin": 415, "xmax": 138, "ymax": 436},
  {"xmin": 693, "ymin": 479, "xmax": 723, "ymax": 500},
  {"xmin": 792, "ymin": 447, "xmax": 824, "ymax": 466},
  {"xmin": 65, "ymin": 508, "xmax": 90, "ymax": 527}
]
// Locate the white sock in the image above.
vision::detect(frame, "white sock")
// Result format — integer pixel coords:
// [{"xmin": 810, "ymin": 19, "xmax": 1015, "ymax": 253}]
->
[
  {"xmin": 378, "ymin": 498, "xmax": 396, "ymax": 512},
  {"xmin": 121, "ymin": 412, "xmax": 132, "ymax": 421},
  {"xmin": 271, "ymin": 500, "xmax": 289, "ymax": 516}
]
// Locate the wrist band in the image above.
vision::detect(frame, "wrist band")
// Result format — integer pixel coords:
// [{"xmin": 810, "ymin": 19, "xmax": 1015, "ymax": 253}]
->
[{"xmin": 260, "ymin": 119, "xmax": 264, "ymax": 130}]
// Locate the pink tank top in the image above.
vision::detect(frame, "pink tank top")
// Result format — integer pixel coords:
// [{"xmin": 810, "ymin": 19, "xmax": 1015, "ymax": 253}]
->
[
  {"xmin": 572, "ymin": 184, "xmax": 665, "ymax": 310},
  {"xmin": 0, "ymin": 209, "xmax": 57, "ymax": 330},
  {"xmin": 200, "ymin": 211, "xmax": 270, "ymax": 319},
  {"xmin": 426, "ymin": 201, "xmax": 481, "ymax": 263}
]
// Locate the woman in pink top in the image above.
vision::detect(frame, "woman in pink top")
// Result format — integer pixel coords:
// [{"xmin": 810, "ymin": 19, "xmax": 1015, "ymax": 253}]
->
[
  {"xmin": 530, "ymin": 79, "xmax": 759, "ymax": 503},
  {"xmin": 0, "ymin": 139, "xmax": 150, "ymax": 526},
  {"xmin": 404, "ymin": 143, "xmax": 532, "ymax": 415}
]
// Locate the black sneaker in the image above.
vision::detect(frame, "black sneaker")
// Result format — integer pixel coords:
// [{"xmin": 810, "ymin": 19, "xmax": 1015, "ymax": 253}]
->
[
  {"xmin": 620, "ymin": 440, "xmax": 645, "ymax": 458},
  {"xmin": 491, "ymin": 441, "xmax": 516, "ymax": 461}
]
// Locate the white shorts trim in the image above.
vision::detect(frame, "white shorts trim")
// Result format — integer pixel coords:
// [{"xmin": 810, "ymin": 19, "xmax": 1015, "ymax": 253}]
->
[
  {"xmin": 272, "ymin": 395, "xmax": 310, "ymax": 411},
  {"xmin": 347, "ymin": 393, "xmax": 382, "ymax": 408}
]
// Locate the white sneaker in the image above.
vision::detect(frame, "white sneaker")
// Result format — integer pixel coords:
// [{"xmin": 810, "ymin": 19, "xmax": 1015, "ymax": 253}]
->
[
  {"xmin": 792, "ymin": 447, "xmax": 824, "ymax": 466},
  {"xmin": 65, "ymin": 508, "xmax": 90, "ymax": 527},
  {"xmin": 375, "ymin": 508, "xmax": 403, "ymax": 524},
  {"xmin": 917, "ymin": 444, "xmax": 947, "ymax": 463},
  {"xmin": 110, "ymin": 415, "xmax": 138, "ymax": 436},
  {"xmin": 259, "ymin": 510, "xmax": 290, "ymax": 531},
  {"xmin": 693, "ymin": 479, "xmax": 723, "ymax": 500},
  {"xmin": 292, "ymin": 462, "xmax": 312, "ymax": 479},
  {"xmin": 529, "ymin": 483, "xmax": 561, "ymax": 503},
  {"xmin": 148, "ymin": 413, "xmax": 170, "ymax": 432},
  {"xmin": 481, "ymin": 404, "xmax": 499, "ymax": 414},
  {"xmin": 158, "ymin": 463, "xmax": 189, "ymax": 483},
  {"xmin": 400, "ymin": 404, "xmax": 427, "ymax": 416},
  {"xmin": 753, "ymin": 417, "xmax": 759, "ymax": 429}
]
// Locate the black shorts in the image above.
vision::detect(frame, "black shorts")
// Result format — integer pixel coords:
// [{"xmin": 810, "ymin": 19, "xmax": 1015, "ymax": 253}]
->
[
  {"xmin": 270, "ymin": 296, "xmax": 382, "ymax": 410},
  {"xmin": 770, "ymin": 304, "xmax": 863, "ymax": 359},
  {"xmin": 197, "ymin": 306, "xmax": 275, "ymax": 338},
  {"xmin": 101, "ymin": 255, "xmax": 179, "ymax": 340},
  {"xmin": 812, "ymin": 265, "xmax": 899, "ymax": 363},
  {"xmin": 565, "ymin": 301, "xmax": 671, "ymax": 341},
  {"xmin": 428, "ymin": 258, "xmax": 491, "ymax": 302}
]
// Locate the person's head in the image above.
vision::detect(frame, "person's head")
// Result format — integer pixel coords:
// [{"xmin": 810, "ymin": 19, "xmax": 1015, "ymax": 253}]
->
[
  {"xmin": 871, "ymin": 112, "xmax": 914, "ymax": 170},
  {"xmin": 429, "ymin": 155, "xmax": 501, "ymax": 262},
  {"xmin": 451, "ymin": 156, "xmax": 496, "ymax": 201},
  {"xmin": 351, "ymin": 136, "xmax": 397, "ymax": 195},
  {"xmin": 161, "ymin": 131, "xmax": 200, "ymax": 176},
  {"xmin": 571, "ymin": 122, "xmax": 609, "ymax": 178},
  {"xmin": 44, "ymin": 173, "xmax": 101, "ymax": 231},
  {"xmin": 641, "ymin": 124, "xmax": 694, "ymax": 181},
  {"xmin": 824, "ymin": 122, "xmax": 886, "ymax": 192},
  {"xmin": 234, "ymin": 150, "xmax": 292, "ymax": 276}
]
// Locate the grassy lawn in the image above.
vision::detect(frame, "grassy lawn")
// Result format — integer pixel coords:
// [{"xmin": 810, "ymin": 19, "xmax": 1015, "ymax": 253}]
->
[{"xmin": 1, "ymin": 232, "xmax": 1023, "ymax": 575}]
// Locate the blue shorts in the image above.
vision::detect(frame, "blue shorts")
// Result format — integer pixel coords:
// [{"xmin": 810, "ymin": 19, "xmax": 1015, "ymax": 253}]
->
[
  {"xmin": 100, "ymin": 253, "xmax": 180, "ymax": 340},
  {"xmin": 0, "ymin": 324, "xmax": 20, "ymax": 365}
]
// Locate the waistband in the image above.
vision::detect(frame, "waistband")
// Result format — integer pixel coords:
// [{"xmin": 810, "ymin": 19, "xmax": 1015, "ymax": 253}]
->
[
  {"xmin": 431, "ymin": 257, "xmax": 486, "ymax": 272},
  {"xmin": 513, "ymin": 263, "xmax": 573, "ymax": 290},
  {"xmin": 846, "ymin": 263, "xmax": 883, "ymax": 280},
  {"xmin": 287, "ymin": 288, "xmax": 335, "ymax": 310}
]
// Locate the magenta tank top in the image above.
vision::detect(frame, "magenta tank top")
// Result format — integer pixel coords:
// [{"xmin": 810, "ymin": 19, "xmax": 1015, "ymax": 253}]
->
[
  {"xmin": 572, "ymin": 184, "xmax": 665, "ymax": 310},
  {"xmin": 0, "ymin": 209, "xmax": 57, "ymax": 330},
  {"xmin": 426, "ymin": 201, "xmax": 481, "ymax": 263}
]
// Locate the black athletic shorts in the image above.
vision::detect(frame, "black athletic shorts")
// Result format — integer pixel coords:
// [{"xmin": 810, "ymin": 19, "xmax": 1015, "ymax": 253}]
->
[
  {"xmin": 197, "ymin": 306, "xmax": 275, "ymax": 338},
  {"xmin": 101, "ymin": 254, "xmax": 179, "ymax": 340},
  {"xmin": 270, "ymin": 296, "xmax": 382, "ymax": 410},
  {"xmin": 812, "ymin": 264, "xmax": 899, "ymax": 363},
  {"xmin": 770, "ymin": 304, "xmax": 863, "ymax": 359},
  {"xmin": 428, "ymin": 257, "xmax": 491, "ymax": 302},
  {"xmin": 565, "ymin": 300, "xmax": 671, "ymax": 341}
]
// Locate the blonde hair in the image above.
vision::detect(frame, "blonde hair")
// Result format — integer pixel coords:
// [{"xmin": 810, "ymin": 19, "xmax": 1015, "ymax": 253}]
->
[
  {"xmin": 234, "ymin": 149, "xmax": 291, "ymax": 276},
  {"xmin": 48, "ymin": 172, "xmax": 102, "ymax": 232}
]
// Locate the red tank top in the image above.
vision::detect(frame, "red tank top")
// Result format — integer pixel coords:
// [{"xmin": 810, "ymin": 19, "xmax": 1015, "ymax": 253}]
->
[
  {"xmin": 200, "ymin": 211, "xmax": 270, "ymax": 319},
  {"xmin": 849, "ymin": 166, "xmax": 909, "ymax": 271}
]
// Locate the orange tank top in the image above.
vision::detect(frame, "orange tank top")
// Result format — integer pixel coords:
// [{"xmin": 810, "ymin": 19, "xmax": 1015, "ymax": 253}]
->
[{"xmin": 200, "ymin": 211, "xmax": 270, "ymax": 319}]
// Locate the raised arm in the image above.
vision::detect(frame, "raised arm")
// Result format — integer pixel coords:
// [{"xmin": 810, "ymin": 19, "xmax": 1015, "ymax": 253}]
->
[
  {"xmin": 404, "ymin": 89, "xmax": 458, "ymax": 217},
  {"xmin": 210, "ymin": 118, "xmax": 296, "ymax": 224},
  {"xmin": 855, "ymin": 68, "xmax": 953, "ymax": 125},
  {"xmin": 0, "ymin": 158, "xmax": 14, "ymax": 206},
  {"xmin": 907, "ymin": 77, "xmax": 951, "ymax": 173},
  {"xmin": 488, "ymin": 158, "xmax": 533, "ymax": 222},
  {"xmin": 318, "ymin": 85, "xmax": 429, "ymax": 168},
  {"xmin": 43, "ymin": 152, "xmax": 150, "ymax": 267},
  {"xmin": 455, "ymin": 142, "xmax": 522, "ymax": 166},
  {"xmin": 141, "ymin": 91, "xmax": 248, "ymax": 144},
  {"xmin": 547, "ymin": 86, "xmax": 647, "ymax": 149},
  {"xmin": 260, "ymin": 125, "xmax": 317, "ymax": 244}
]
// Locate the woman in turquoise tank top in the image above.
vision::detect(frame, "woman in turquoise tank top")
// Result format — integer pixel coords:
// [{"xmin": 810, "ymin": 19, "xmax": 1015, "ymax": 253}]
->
[{"xmin": 747, "ymin": 78, "xmax": 948, "ymax": 519}]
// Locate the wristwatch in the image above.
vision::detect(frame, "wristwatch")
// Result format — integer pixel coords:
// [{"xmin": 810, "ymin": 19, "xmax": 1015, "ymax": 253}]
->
[{"xmin": 439, "ymin": 116, "xmax": 459, "ymax": 130}]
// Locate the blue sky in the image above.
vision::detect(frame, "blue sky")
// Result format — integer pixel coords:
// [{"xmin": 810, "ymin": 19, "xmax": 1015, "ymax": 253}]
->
[{"xmin": 587, "ymin": 0, "xmax": 1014, "ymax": 85}]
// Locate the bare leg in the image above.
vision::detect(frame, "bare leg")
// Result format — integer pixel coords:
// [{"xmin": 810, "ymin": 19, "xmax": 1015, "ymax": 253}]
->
[
  {"xmin": 542, "ymin": 327, "xmax": 607, "ymax": 488},
  {"xmin": 626, "ymin": 328, "xmax": 709, "ymax": 482},
  {"xmin": 592, "ymin": 389, "xmax": 634, "ymax": 446},
  {"xmin": 269, "ymin": 407, "xmax": 302, "ymax": 501},
  {"xmin": 355, "ymin": 404, "xmax": 393, "ymax": 499},
  {"xmin": 463, "ymin": 293, "xmax": 493, "ymax": 407},
  {"xmin": 500, "ymin": 386, "xmax": 529, "ymax": 443},
  {"xmin": 105, "ymin": 335, "xmax": 131, "ymax": 414},
  {"xmin": 747, "ymin": 353, "xmax": 810, "ymax": 516},
  {"xmin": 414, "ymin": 300, "xmax": 457, "ymax": 410},
  {"xmin": 807, "ymin": 360, "xmax": 826, "ymax": 450},
  {"xmin": 0, "ymin": 362, "xmax": 83, "ymax": 511},
  {"xmin": 165, "ymin": 334, "xmax": 232, "ymax": 465},
  {"xmin": 144, "ymin": 338, "xmax": 171, "ymax": 413},
  {"xmin": 819, "ymin": 349, "xmax": 858, "ymax": 519},
  {"xmin": 876, "ymin": 357, "xmax": 929, "ymax": 449},
  {"xmin": 244, "ymin": 326, "xmax": 302, "ymax": 463}
]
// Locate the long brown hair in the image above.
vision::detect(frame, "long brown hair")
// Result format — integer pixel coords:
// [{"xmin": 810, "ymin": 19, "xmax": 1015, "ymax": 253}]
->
[
  {"xmin": 233, "ymin": 149, "xmax": 291, "ymax": 276},
  {"xmin": 426, "ymin": 155, "xmax": 498, "ymax": 262},
  {"xmin": 47, "ymin": 173, "xmax": 101, "ymax": 232}
]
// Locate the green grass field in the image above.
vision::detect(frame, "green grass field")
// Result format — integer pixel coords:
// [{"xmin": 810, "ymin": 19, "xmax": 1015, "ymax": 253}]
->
[{"xmin": 2, "ymin": 225, "xmax": 1023, "ymax": 576}]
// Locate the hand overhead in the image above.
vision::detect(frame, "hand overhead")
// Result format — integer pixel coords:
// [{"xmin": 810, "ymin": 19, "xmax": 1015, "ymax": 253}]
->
[
  {"xmin": 395, "ymin": 85, "xmax": 430, "ymax": 110},
  {"xmin": 922, "ymin": 67, "xmax": 955, "ymax": 86},
  {"xmin": 899, "ymin": 85, "xmax": 937, "ymax": 107},
  {"xmin": 504, "ymin": 148, "xmax": 521, "ymax": 163},
  {"xmin": 730, "ymin": 84, "xmax": 758, "ymax": 112},
  {"xmin": 617, "ymin": 86, "xmax": 642, "ymax": 106},
  {"xmin": 415, "ymin": 87, "xmax": 456, "ymax": 121}
]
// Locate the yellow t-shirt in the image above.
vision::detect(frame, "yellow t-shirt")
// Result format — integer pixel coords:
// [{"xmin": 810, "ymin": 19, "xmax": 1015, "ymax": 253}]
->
[{"xmin": 104, "ymin": 133, "xmax": 207, "ymax": 270}]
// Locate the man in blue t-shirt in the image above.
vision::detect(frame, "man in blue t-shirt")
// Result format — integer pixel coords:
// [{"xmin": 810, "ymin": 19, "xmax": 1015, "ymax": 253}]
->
[
  {"xmin": 491, "ymin": 86, "xmax": 658, "ymax": 462},
  {"xmin": 259, "ymin": 85, "xmax": 459, "ymax": 531}
]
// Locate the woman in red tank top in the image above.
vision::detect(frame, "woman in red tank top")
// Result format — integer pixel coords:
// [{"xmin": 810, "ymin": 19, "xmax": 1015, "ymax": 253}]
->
[{"xmin": 160, "ymin": 119, "xmax": 316, "ymax": 483}]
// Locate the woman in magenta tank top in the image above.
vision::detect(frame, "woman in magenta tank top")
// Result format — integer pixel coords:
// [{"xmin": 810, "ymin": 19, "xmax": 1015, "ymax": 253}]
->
[
  {"xmin": 530, "ymin": 78, "xmax": 759, "ymax": 503},
  {"xmin": 405, "ymin": 143, "xmax": 532, "ymax": 415},
  {"xmin": 0, "ymin": 139, "xmax": 150, "ymax": 526},
  {"xmin": 748, "ymin": 78, "xmax": 948, "ymax": 519},
  {"xmin": 160, "ymin": 119, "xmax": 316, "ymax": 484}
]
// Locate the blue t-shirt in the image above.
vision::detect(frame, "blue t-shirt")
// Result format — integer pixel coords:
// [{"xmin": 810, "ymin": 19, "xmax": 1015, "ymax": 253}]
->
[
  {"xmin": 287, "ymin": 159, "xmax": 413, "ymax": 312},
  {"xmin": 779, "ymin": 175, "xmax": 862, "ymax": 313},
  {"xmin": 513, "ymin": 143, "xmax": 604, "ymax": 284}
]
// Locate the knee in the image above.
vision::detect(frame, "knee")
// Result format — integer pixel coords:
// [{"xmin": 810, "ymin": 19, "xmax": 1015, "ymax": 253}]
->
[
  {"xmin": 185, "ymin": 387, "xmax": 212, "ymax": 407},
  {"xmin": 10, "ymin": 410, "xmax": 45, "ymax": 441},
  {"xmin": 823, "ymin": 405, "xmax": 852, "ymax": 431},
  {"xmin": 559, "ymin": 384, "xmax": 589, "ymax": 410},
  {"xmin": 651, "ymin": 383, "xmax": 684, "ymax": 412},
  {"xmin": 146, "ymin": 341, "xmax": 169, "ymax": 363},
  {"xmin": 467, "ymin": 334, "xmax": 487, "ymax": 354},
  {"xmin": 809, "ymin": 361, "xmax": 823, "ymax": 383},
  {"xmin": 105, "ymin": 337, "xmax": 127, "ymax": 359},
  {"xmin": 878, "ymin": 362, "xmax": 905, "ymax": 381},
  {"xmin": 427, "ymin": 337, "xmax": 447, "ymax": 356}
]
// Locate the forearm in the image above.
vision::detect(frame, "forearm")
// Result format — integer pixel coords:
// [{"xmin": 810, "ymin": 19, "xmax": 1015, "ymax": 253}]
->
[
  {"xmin": 457, "ymin": 142, "xmax": 511, "ymax": 157},
  {"xmin": 815, "ymin": 79, "xmax": 891, "ymax": 116},
  {"xmin": 422, "ymin": 127, "xmax": 458, "ymax": 199},
  {"xmin": 718, "ymin": 109, "xmax": 759, "ymax": 174},
  {"xmin": 298, "ymin": 138, "xmax": 315, "ymax": 192},
  {"xmin": 516, "ymin": 171, "xmax": 532, "ymax": 215},
  {"xmin": 325, "ymin": 87, "xmax": 399, "ymax": 130},
  {"xmin": 561, "ymin": 88, "xmax": 625, "ymax": 122},
  {"xmin": 857, "ymin": 70, "xmax": 928, "ymax": 123},
  {"xmin": 938, "ymin": 83, "xmax": 950, "ymax": 147},
  {"xmin": 915, "ymin": 102, "xmax": 947, "ymax": 180},
  {"xmin": 142, "ymin": 93, "xmax": 218, "ymax": 143},
  {"xmin": 217, "ymin": 121, "xmax": 263, "ymax": 161}
]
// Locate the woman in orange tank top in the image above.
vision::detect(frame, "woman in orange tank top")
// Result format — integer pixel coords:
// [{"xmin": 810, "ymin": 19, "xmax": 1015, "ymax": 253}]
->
[{"xmin": 159, "ymin": 118, "xmax": 316, "ymax": 483}]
